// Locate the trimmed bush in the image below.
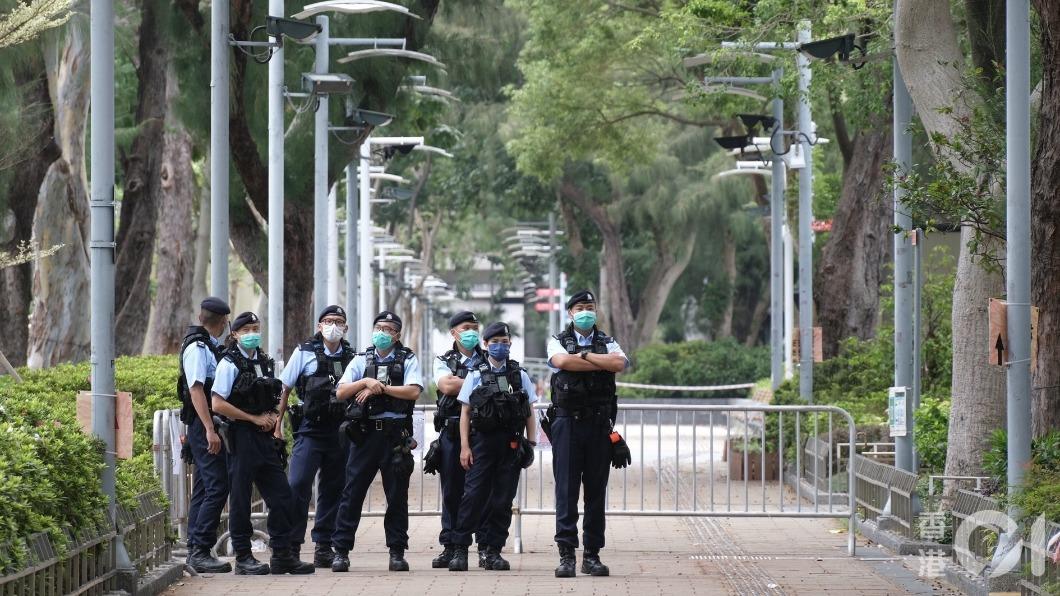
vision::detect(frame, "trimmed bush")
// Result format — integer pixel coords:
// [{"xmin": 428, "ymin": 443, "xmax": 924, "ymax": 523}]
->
[{"xmin": 623, "ymin": 338, "xmax": 769, "ymax": 397}]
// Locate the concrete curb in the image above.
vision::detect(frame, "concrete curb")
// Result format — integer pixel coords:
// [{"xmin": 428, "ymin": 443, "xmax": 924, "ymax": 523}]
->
[
  {"xmin": 132, "ymin": 558, "xmax": 186, "ymax": 596},
  {"xmin": 943, "ymin": 563, "xmax": 1019, "ymax": 596},
  {"xmin": 782, "ymin": 469, "xmax": 849, "ymax": 506},
  {"xmin": 857, "ymin": 518, "xmax": 953, "ymax": 557}
]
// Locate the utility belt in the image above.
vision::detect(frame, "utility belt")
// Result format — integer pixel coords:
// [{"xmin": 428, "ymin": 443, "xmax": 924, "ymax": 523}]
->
[
  {"xmin": 553, "ymin": 405, "xmax": 613, "ymax": 420},
  {"xmin": 341, "ymin": 414, "xmax": 411, "ymax": 445},
  {"xmin": 440, "ymin": 417, "xmax": 460, "ymax": 440}
]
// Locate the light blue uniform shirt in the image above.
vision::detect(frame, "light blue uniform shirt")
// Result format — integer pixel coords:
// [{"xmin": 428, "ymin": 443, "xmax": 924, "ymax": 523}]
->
[
  {"xmin": 434, "ymin": 349, "xmax": 485, "ymax": 418},
  {"xmin": 546, "ymin": 328, "xmax": 629, "ymax": 372},
  {"xmin": 338, "ymin": 348, "xmax": 423, "ymax": 419},
  {"xmin": 212, "ymin": 346, "xmax": 265, "ymax": 400},
  {"xmin": 456, "ymin": 358, "xmax": 540, "ymax": 406},
  {"xmin": 181, "ymin": 335, "xmax": 222, "ymax": 388},
  {"xmin": 279, "ymin": 341, "xmax": 346, "ymax": 389}
]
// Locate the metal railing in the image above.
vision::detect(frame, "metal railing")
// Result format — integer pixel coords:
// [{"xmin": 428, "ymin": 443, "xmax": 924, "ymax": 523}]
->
[
  {"xmin": 153, "ymin": 402, "xmax": 859, "ymax": 556},
  {"xmin": 852, "ymin": 454, "xmax": 919, "ymax": 537},
  {"xmin": 803, "ymin": 436, "xmax": 832, "ymax": 493},
  {"xmin": 1020, "ymin": 519, "xmax": 1060, "ymax": 595},
  {"xmin": 837, "ymin": 440, "xmax": 895, "ymax": 464},
  {"xmin": 0, "ymin": 491, "xmax": 170, "ymax": 595},
  {"xmin": 950, "ymin": 490, "xmax": 1000, "ymax": 572}
]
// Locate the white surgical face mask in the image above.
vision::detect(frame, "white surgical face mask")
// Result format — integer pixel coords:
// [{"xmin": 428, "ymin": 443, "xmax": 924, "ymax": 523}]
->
[{"xmin": 322, "ymin": 323, "xmax": 345, "ymax": 343}]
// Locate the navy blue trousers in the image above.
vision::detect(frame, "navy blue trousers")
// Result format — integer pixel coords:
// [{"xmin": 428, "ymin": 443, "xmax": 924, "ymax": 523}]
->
[
  {"xmin": 227, "ymin": 425, "xmax": 297, "ymax": 553},
  {"xmin": 551, "ymin": 414, "xmax": 611, "ymax": 549},
  {"xmin": 186, "ymin": 417, "xmax": 229, "ymax": 549},
  {"xmin": 438, "ymin": 421, "xmax": 487, "ymax": 547},
  {"xmin": 451, "ymin": 429, "xmax": 521, "ymax": 548},
  {"xmin": 332, "ymin": 425, "xmax": 412, "ymax": 552},
  {"xmin": 288, "ymin": 423, "xmax": 349, "ymax": 551}
]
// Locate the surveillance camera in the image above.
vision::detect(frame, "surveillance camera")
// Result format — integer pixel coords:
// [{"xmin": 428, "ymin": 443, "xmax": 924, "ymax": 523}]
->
[
  {"xmin": 714, "ymin": 135, "xmax": 753, "ymax": 151},
  {"xmin": 266, "ymin": 16, "xmax": 321, "ymax": 42},
  {"xmin": 302, "ymin": 73, "xmax": 354, "ymax": 96},
  {"xmin": 798, "ymin": 34, "xmax": 858, "ymax": 62},
  {"xmin": 346, "ymin": 109, "xmax": 395, "ymax": 128},
  {"xmin": 737, "ymin": 114, "xmax": 778, "ymax": 133},
  {"xmin": 383, "ymin": 144, "xmax": 418, "ymax": 160}
]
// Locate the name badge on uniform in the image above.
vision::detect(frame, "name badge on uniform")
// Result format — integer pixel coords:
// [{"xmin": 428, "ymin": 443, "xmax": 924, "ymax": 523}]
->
[
  {"xmin": 376, "ymin": 364, "xmax": 391, "ymax": 385},
  {"xmin": 332, "ymin": 361, "xmax": 343, "ymax": 377}
]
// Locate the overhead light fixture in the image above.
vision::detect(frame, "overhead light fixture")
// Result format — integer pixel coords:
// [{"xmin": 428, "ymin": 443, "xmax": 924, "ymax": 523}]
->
[
  {"xmin": 737, "ymin": 114, "xmax": 777, "ymax": 132},
  {"xmin": 797, "ymin": 33, "xmax": 868, "ymax": 68},
  {"xmin": 346, "ymin": 108, "xmax": 394, "ymax": 128},
  {"xmin": 383, "ymin": 143, "xmax": 418, "ymax": 160},
  {"xmin": 714, "ymin": 135, "xmax": 753, "ymax": 151},
  {"xmin": 265, "ymin": 16, "xmax": 321, "ymax": 43},
  {"xmin": 302, "ymin": 73, "xmax": 354, "ymax": 95}
]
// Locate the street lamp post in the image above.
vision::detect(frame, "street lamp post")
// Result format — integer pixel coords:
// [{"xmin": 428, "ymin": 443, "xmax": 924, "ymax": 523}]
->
[
  {"xmin": 313, "ymin": 16, "xmax": 331, "ymax": 318},
  {"xmin": 211, "ymin": 0, "xmax": 230, "ymax": 299}
]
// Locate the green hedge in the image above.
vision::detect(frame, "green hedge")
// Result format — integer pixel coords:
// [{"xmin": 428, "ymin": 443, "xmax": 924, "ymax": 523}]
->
[
  {"xmin": 623, "ymin": 338, "xmax": 769, "ymax": 397},
  {"xmin": 0, "ymin": 355, "xmax": 180, "ymax": 570}
]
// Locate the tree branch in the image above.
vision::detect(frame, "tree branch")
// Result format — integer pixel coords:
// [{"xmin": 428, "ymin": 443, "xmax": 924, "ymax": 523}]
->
[
  {"xmin": 602, "ymin": 0, "xmax": 659, "ymax": 17},
  {"xmin": 601, "ymin": 108, "xmax": 726, "ymax": 128},
  {"xmin": 828, "ymin": 86, "xmax": 854, "ymax": 165}
]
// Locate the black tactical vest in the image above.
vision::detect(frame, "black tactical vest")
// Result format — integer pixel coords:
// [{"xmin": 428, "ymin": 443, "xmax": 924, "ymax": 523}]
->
[
  {"xmin": 364, "ymin": 344, "xmax": 415, "ymax": 416},
  {"xmin": 224, "ymin": 345, "xmax": 280, "ymax": 418},
  {"xmin": 177, "ymin": 326, "xmax": 224, "ymax": 424},
  {"xmin": 435, "ymin": 345, "xmax": 483, "ymax": 419},
  {"xmin": 296, "ymin": 334, "xmax": 355, "ymax": 426},
  {"xmin": 468, "ymin": 360, "xmax": 531, "ymax": 434},
  {"xmin": 549, "ymin": 326, "xmax": 617, "ymax": 410}
]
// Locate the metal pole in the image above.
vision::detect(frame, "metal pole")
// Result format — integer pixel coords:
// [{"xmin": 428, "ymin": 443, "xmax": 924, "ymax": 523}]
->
[
  {"xmin": 893, "ymin": 57, "xmax": 914, "ymax": 472},
  {"xmin": 378, "ymin": 247, "xmax": 386, "ymax": 310},
  {"xmin": 90, "ymin": 0, "xmax": 131, "ymax": 568},
  {"xmin": 345, "ymin": 162, "xmax": 358, "ymax": 342},
  {"xmin": 358, "ymin": 139, "xmax": 372, "ymax": 348},
  {"xmin": 1005, "ymin": 0, "xmax": 1031, "ymax": 508},
  {"xmin": 796, "ymin": 20, "xmax": 814, "ymax": 403},
  {"xmin": 313, "ymin": 16, "xmax": 330, "ymax": 318},
  {"xmin": 267, "ymin": 0, "xmax": 284, "ymax": 361},
  {"xmin": 784, "ymin": 223, "xmax": 794, "ymax": 379},
  {"xmin": 210, "ymin": 0, "xmax": 230, "ymax": 299},
  {"xmin": 548, "ymin": 212, "xmax": 559, "ymax": 335},
  {"xmin": 913, "ymin": 228, "xmax": 923, "ymax": 470},
  {"xmin": 770, "ymin": 69, "xmax": 785, "ymax": 391},
  {"xmin": 328, "ymin": 183, "xmax": 339, "ymax": 303}
]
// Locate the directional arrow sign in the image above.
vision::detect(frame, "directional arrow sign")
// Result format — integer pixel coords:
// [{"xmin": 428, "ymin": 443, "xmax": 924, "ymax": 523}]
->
[
  {"xmin": 995, "ymin": 334, "xmax": 1006, "ymax": 366},
  {"xmin": 988, "ymin": 298, "xmax": 1008, "ymax": 366}
]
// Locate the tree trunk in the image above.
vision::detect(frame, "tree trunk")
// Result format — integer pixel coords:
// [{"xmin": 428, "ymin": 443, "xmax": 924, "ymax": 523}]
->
[
  {"xmin": 717, "ymin": 226, "xmax": 736, "ymax": 339},
  {"xmin": 113, "ymin": 0, "xmax": 170, "ymax": 355},
  {"xmin": 744, "ymin": 289, "xmax": 770, "ymax": 348},
  {"xmin": 1030, "ymin": 0, "xmax": 1060, "ymax": 436},
  {"xmin": 144, "ymin": 71, "xmax": 196, "ymax": 355},
  {"xmin": 0, "ymin": 60, "xmax": 58, "ymax": 367},
  {"xmin": 28, "ymin": 10, "xmax": 91, "ymax": 368},
  {"xmin": 815, "ymin": 127, "xmax": 893, "ymax": 358},
  {"xmin": 896, "ymin": 0, "xmax": 1006, "ymax": 476},
  {"xmin": 630, "ymin": 230, "xmax": 696, "ymax": 351}
]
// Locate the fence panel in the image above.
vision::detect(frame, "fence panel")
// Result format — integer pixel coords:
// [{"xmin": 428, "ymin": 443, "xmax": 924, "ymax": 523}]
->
[
  {"xmin": 1020, "ymin": 519, "xmax": 1060, "ymax": 596},
  {"xmin": 950, "ymin": 490, "xmax": 1000, "ymax": 572}
]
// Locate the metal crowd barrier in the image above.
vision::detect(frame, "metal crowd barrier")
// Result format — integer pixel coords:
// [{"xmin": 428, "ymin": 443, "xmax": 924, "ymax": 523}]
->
[
  {"xmin": 950, "ymin": 490, "xmax": 1001, "ymax": 572},
  {"xmin": 1020, "ymin": 519, "xmax": 1060, "ymax": 595},
  {"xmin": 153, "ymin": 402, "xmax": 859, "ymax": 556},
  {"xmin": 852, "ymin": 454, "xmax": 919, "ymax": 537}
]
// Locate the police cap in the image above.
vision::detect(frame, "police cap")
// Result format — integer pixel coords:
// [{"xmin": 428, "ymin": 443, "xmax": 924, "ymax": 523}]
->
[
  {"xmin": 482, "ymin": 322, "xmax": 511, "ymax": 342},
  {"xmin": 231, "ymin": 311, "xmax": 260, "ymax": 332},
  {"xmin": 318, "ymin": 304, "xmax": 347, "ymax": 323},
  {"xmin": 565, "ymin": 290, "xmax": 596, "ymax": 310},
  {"xmin": 447, "ymin": 310, "xmax": 479, "ymax": 329},
  {"xmin": 373, "ymin": 310, "xmax": 402, "ymax": 331},
  {"xmin": 200, "ymin": 296, "xmax": 231, "ymax": 315}
]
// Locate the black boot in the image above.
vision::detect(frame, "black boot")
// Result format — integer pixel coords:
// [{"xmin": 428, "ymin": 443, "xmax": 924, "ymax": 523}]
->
[
  {"xmin": 581, "ymin": 548, "xmax": 610, "ymax": 577},
  {"xmin": 477, "ymin": 547, "xmax": 488, "ymax": 569},
  {"xmin": 271, "ymin": 547, "xmax": 315, "ymax": 575},
  {"xmin": 432, "ymin": 545, "xmax": 455, "ymax": 569},
  {"xmin": 313, "ymin": 544, "xmax": 335, "ymax": 568},
  {"xmin": 187, "ymin": 545, "xmax": 232, "ymax": 574},
  {"xmin": 388, "ymin": 548, "xmax": 410, "ymax": 572},
  {"xmin": 554, "ymin": 544, "xmax": 576, "ymax": 578},
  {"xmin": 331, "ymin": 549, "xmax": 350, "ymax": 572},
  {"xmin": 448, "ymin": 545, "xmax": 469, "ymax": 572},
  {"xmin": 234, "ymin": 551, "xmax": 270, "ymax": 575},
  {"xmin": 483, "ymin": 546, "xmax": 510, "ymax": 571}
]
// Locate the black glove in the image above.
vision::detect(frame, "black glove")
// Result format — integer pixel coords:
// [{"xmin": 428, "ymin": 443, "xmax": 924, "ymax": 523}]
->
[
  {"xmin": 516, "ymin": 436, "xmax": 535, "ymax": 469},
  {"xmin": 610, "ymin": 431, "xmax": 631, "ymax": 469},
  {"xmin": 180, "ymin": 441, "xmax": 194, "ymax": 465},
  {"xmin": 423, "ymin": 439, "xmax": 442, "ymax": 475},
  {"xmin": 539, "ymin": 405, "xmax": 554, "ymax": 442},
  {"xmin": 274, "ymin": 437, "xmax": 288, "ymax": 468}
]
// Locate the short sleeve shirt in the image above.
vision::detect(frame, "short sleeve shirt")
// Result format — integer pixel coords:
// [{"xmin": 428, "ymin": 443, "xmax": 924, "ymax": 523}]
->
[
  {"xmin": 181, "ymin": 337, "xmax": 221, "ymax": 388},
  {"xmin": 279, "ymin": 341, "xmax": 345, "ymax": 390},
  {"xmin": 456, "ymin": 359, "xmax": 540, "ymax": 406},
  {"xmin": 338, "ymin": 348, "xmax": 423, "ymax": 419},
  {"xmin": 546, "ymin": 329, "xmax": 629, "ymax": 372},
  {"xmin": 212, "ymin": 346, "xmax": 264, "ymax": 400}
]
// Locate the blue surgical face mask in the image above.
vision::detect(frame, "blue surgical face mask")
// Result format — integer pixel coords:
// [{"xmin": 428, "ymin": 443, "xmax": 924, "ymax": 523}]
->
[
  {"xmin": 372, "ymin": 330, "xmax": 394, "ymax": 351},
  {"xmin": 458, "ymin": 329, "xmax": 480, "ymax": 350},
  {"xmin": 239, "ymin": 332, "xmax": 261, "ymax": 350},
  {"xmin": 572, "ymin": 310, "xmax": 597, "ymax": 331},
  {"xmin": 487, "ymin": 342, "xmax": 510, "ymax": 361}
]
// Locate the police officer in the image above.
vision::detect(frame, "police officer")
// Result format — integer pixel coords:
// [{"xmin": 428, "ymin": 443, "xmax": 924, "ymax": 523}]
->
[
  {"xmin": 545, "ymin": 290, "xmax": 628, "ymax": 577},
  {"xmin": 330, "ymin": 311, "xmax": 423, "ymax": 573},
  {"xmin": 211, "ymin": 311, "xmax": 315, "ymax": 576},
  {"xmin": 448, "ymin": 322, "xmax": 538, "ymax": 572},
  {"xmin": 180, "ymin": 297, "xmax": 232, "ymax": 573},
  {"xmin": 277, "ymin": 305, "xmax": 356, "ymax": 568},
  {"xmin": 430, "ymin": 310, "xmax": 488, "ymax": 569}
]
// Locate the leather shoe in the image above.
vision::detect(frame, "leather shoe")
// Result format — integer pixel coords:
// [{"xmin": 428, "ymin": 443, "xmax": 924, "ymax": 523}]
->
[
  {"xmin": 432, "ymin": 545, "xmax": 455, "ymax": 569},
  {"xmin": 483, "ymin": 546, "xmax": 510, "ymax": 571},
  {"xmin": 389, "ymin": 549, "xmax": 409, "ymax": 572},
  {"xmin": 313, "ymin": 544, "xmax": 335, "ymax": 568},
  {"xmin": 234, "ymin": 552, "xmax": 270, "ymax": 575},
  {"xmin": 187, "ymin": 545, "xmax": 232, "ymax": 574},
  {"xmin": 271, "ymin": 548, "xmax": 315, "ymax": 575},
  {"xmin": 555, "ymin": 544, "xmax": 576, "ymax": 578},
  {"xmin": 331, "ymin": 550, "xmax": 350, "ymax": 572},
  {"xmin": 581, "ymin": 548, "xmax": 610, "ymax": 577},
  {"xmin": 448, "ymin": 546, "xmax": 469, "ymax": 572}
]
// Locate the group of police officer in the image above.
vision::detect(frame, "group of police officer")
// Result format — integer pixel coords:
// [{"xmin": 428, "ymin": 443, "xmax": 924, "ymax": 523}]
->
[{"xmin": 177, "ymin": 289, "xmax": 630, "ymax": 578}]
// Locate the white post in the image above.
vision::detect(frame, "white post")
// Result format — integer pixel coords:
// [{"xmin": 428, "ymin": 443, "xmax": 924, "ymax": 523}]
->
[
  {"xmin": 328, "ymin": 183, "xmax": 339, "ymax": 304},
  {"xmin": 769, "ymin": 69, "xmax": 785, "ymax": 391},
  {"xmin": 313, "ymin": 16, "xmax": 330, "ymax": 318},
  {"xmin": 210, "ymin": 0, "xmax": 230, "ymax": 299},
  {"xmin": 358, "ymin": 139, "xmax": 372, "ymax": 348},
  {"xmin": 266, "ymin": 0, "xmax": 284, "ymax": 361},
  {"xmin": 783, "ymin": 223, "xmax": 795, "ymax": 379},
  {"xmin": 378, "ymin": 247, "xmax": 386, "ymax": 311},
  {"xmin": 796, "ymin": 20, "xmax": 814, "ymax": 402},
  {"xmin": 345, "ymin": 162, "xmax": 358, "ymax": 343},
  {"xmin": 893, "ymin": 56, "xmax": 915, "ymax": 471}
]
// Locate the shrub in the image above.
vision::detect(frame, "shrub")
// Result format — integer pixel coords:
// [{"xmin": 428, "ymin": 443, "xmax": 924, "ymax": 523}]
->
[
  {"xmin": 623, "ymin": 338, "xmax": 769, "ymax": 397},
  {"xmin": 913, "ymin": 396, "xmax": 951, "ymax": 472}
]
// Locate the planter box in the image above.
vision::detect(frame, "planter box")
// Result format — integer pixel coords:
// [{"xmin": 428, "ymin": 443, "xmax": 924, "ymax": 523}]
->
[{"xmin": 727, "ymin": 445, "xmax": 780, "ymax": 481}]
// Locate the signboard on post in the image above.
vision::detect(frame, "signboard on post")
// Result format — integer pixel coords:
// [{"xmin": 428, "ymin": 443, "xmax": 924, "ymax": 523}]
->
[
  {"xmin": 77, "ymin": 391, "xmax": 133, "ymax": 459},
  {"xmin": 534, "ymin": 302, "xmax": 559, "ymax": 312},
  {"xmin": 889, "ymin": 386, "xmax": 908, "ymax": 437},
  {"xmin": 989, "ymin": 298, "xmax": 1008, "ymax": 366},
  {"xmin": 791, "ymin": 327, "xmax": 824, "ymax": 362}
]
